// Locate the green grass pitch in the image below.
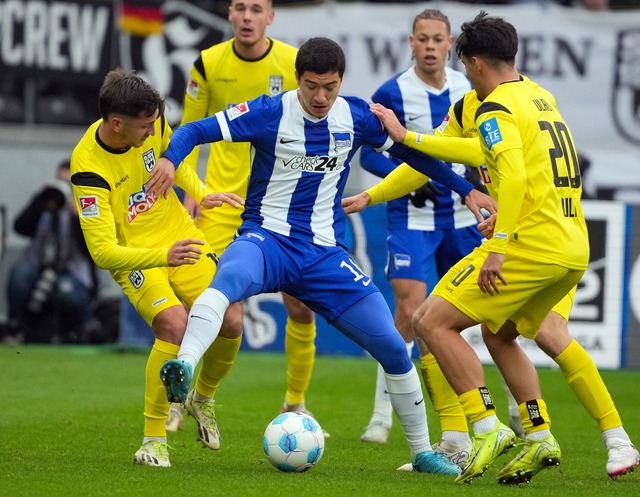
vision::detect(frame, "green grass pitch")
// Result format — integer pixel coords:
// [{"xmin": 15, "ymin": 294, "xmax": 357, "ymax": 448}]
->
[{"xmin": 2, "ymin": 344, "xmax": 638, "ymax": 497}]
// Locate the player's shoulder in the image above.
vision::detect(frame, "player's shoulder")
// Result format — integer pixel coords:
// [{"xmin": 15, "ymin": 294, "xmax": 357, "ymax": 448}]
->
[{"xmin": 445, "ymin": 67, "xmax": 472, "ymax": 91}]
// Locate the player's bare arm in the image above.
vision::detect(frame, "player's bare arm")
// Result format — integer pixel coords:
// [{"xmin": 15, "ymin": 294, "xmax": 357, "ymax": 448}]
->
[
  {"xmin": 201, "ymin": 193, "xmax": 245, "ymax": 210},
  {"xmin": 167, "ymin": 238, "xmax": 204, "ymax": 267},
  {"xmin": 341, "ymin": 192, "xmax": 371, "ymax": 214},
  {"xmin": 464, "ymin": 189, "xmax": 497, "ymax": 223},
  {"xmin": 147, "ymin": 157, "xmax": 176, "ymax": 198},
  {"xmin": 370, "ymin": 102, "xmax": 407, "ymax": 143}
]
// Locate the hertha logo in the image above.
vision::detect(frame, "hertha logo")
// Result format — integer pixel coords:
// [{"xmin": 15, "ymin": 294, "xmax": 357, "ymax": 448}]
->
[
  {"xmin": 269, "ymin": 75, "xmax": 284, "ymax": 96},
  {"xmin": 142, "ymin": 149, "xmax": 156, "ymax": 173},
  {"xmin": 612, "ymin": 28, "xmax": 640, "ymax": 145}
]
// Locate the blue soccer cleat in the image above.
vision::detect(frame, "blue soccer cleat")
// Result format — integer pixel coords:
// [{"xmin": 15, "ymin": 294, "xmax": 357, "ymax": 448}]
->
[{"xmin": 160, "ymin": 360, "xmax": 192, "ymax": 404}]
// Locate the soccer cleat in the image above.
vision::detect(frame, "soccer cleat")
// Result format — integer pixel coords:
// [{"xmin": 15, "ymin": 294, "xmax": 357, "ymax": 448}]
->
[
  {"xmin": 165, "ymin": 403, "xmax": 185, "ymax": 432},
  {"xmin": 432, "ymin": 440, "xmax": 472, "ymax": 470},
  {"xmin": 361, "ymin": 421, "xmax": 390, "ymax": 444},
  {"xmin": 455, "ymin": 421, "xmax": 516, "ymax": 484},
  {"xmin": 397, "ymin": 439, "xmax": 473, "ymax": 472},
  {"xmin": 160, "ymin": 360, "xmax": 192, "ymax": 404},
  {"xmin": 133, "ymin": 441, "xmax": 171, "ymax": 467},
  {"xmin": 496, "ymin": 433, "xmax": 561, "ymax": 485},
  {"xmin": 281, "ymin": 402, "xmax": 331, "ymax": 438},
  {"xmin": 185, "ymin": 390, "xmax": 221, "ymax": 450},
  {"xmin": 412, "ymin": 450, "xmax": 462, "ymax": 475},
  {"xmin": 605, "ymin": 438, "xmax": 639, "ymax": 479}
]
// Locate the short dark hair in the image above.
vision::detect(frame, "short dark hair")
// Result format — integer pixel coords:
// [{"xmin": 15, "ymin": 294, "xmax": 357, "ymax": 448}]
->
[
  {"xmin": 413, "ymin": 9, "xmax": 450, "ymax": 34},
  {"xmin": 98, "ymin": 68, "xmax": 165, "ymax": 120},
  {"xmin": 295, "ymin": 37, "xmax": 346, "ymax": 78},
  {"xmin": 455, "ymin": 11, "xmax": 518, "ymax": 65}
]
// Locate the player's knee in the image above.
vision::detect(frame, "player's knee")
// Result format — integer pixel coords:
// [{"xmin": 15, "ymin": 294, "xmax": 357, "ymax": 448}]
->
[{"xmin": 152, "ymin": 306, "xmax": 188, "ymax": 344}]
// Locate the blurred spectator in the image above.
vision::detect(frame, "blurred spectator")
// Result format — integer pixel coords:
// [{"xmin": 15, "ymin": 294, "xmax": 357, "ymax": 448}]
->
[{"xmin": 4, "ymin": 160, "xmax": 100, "ymax": 343}]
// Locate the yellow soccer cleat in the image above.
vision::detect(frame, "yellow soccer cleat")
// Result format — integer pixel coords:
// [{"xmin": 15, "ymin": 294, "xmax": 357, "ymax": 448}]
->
[{"xmin": 496, "ymin": 434, "xmax": 561, "ymax": 485}]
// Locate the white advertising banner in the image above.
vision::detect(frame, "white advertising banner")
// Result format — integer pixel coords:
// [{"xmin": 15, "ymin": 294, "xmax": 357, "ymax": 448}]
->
[{"xmin": 268, "ymin": 2, "xmax": 640, "ymax": 196}]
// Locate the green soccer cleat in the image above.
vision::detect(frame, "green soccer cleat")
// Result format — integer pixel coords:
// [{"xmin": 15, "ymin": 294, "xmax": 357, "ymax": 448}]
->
[
  {"xmin": 185, "ymin": 390, "xmax": 221, "ymax": 450},
  {"xmin": 455, "ymin": 421, "xmax": 516, "ymax": 484},
  {"xmin": 496, "ymin": 433, "xmax": 561, "ymax": 485},
  {"xmin": 160, "ymin": 360, "xmax": 192, "ymax": 404}
]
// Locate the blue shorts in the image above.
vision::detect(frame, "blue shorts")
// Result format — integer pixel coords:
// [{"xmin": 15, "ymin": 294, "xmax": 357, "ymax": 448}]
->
[
  {"xmin": 386, "ymin": 226, "xmax": 483, "ymax": 282},
  {"xmin": 212, "ymin": 226, "xmax": 380, "ymax": 322}
]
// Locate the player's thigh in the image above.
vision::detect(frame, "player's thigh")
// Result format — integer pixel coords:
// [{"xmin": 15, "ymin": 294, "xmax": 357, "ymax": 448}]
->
[
  {"xmin": 113, "ymin": 267, "xmax": 183, "ymax": 328},
  {"xmin": 386, "ymin": 229, "xmax": 441, "ymax": 283},
  {"xmin": 168, "ymin": 241, "xmax": 218, "ymax": 308}
]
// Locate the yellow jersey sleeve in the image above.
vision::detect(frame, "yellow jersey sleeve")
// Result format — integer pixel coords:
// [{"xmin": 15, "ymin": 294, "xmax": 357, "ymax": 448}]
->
[
  {"xmin": 365, "ymin": 163, "xmax": 429, "ymax": 205},
  {"xmin": 403, "ymin": 130, "xmax": 485, "ymax": 167}
]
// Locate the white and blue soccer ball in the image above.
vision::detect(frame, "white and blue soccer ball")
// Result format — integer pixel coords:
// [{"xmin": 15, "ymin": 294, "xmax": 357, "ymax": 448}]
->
[{"xmin": 263, "ymin": 411, "xmax": 325, "ymax": 472}]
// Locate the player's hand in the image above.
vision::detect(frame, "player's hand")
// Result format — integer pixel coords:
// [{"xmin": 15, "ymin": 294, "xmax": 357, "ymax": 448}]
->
[
  {"xmin": 464, "ymin": 189, "xmax": 497, "ymax": 223},
  {"xmin": 341, "ymin": 192, "xmax": 371, "ymax": 214},
  {"xmin": 147, "ymin": 158, "xmax": 176, "ymax": 198},
  {"xmin": 369, "ymin": 103, "xmax": 407, "ymax": 143},
  {"xmin": 167, "ymin": 238, "xmax": 204, "ymax": 267},
  {"xmin": 477, "ymin": 251, "xmax": 507, "ymax": 295},
  {"xmin": 200, "ymin": 193, "xmax": 245, "ymax": 210},
  {"xmin": 410, "ymin": 181, "xmax": 443, "ymax": 208},
  {"xmin": 478, "ymin": 214, "xmax": 496, "ymax": 239},
  {"xmin": 183, "ymin": 193, "xmax": 202, "ymax": 220}
]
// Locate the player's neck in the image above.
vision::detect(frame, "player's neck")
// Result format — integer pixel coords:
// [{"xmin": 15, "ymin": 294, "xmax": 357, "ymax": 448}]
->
[
  {"xmin": 234, "ymin": 37, "xmax": 270, "ymax": 60},
  {"xmin": 97, "ymin": 122, "xmax": 129, "ymax": 152},
  {"xmin": 413, "ymin": 65, "xmax": 445, "ymax": 90}
]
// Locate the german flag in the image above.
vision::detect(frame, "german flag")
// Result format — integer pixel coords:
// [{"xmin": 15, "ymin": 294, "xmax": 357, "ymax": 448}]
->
[{"xmin": 119, "ymin": 0, "xmax": 165, "ymax": 37}]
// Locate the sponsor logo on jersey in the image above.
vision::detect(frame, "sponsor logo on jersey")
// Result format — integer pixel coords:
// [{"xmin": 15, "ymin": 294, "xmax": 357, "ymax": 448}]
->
[
  {"xmin": 283, "ymin": 155, "xmax": 343, "ymax": 173},
  {"xmin": 226, "ymin": 102, "xmax": 249, "ymax": 121},
  {"xmin": 128, "ymin": 186, "xmax": 158, "ymax": 223},
  {"xmin": 332, "ymin": 133, "xmax": 351, "ymax": 152},
  {"xmin": 269, "ymin": 75, "xmax": 283, "ymax": 96},
  {"xmin": 246, "ymin": 232, "xmax": 265, "ymax": 242},
  {"xmin": 115, "ymin": 175, "xmax": 130, "ymax": 188},
  {"xmin": 437, "ymin": 113, "xmax": 451, "ymax": 133},
  {"xmin": 152, "ymin": 297, "xmax": 168, "ymax": 307},
  {"xmin": 129, "ymin": 270, "xmax": 144, "ymax": 289},
  {"xmin": 142, "ymin": 149, "xmax": 156, "ymax": 173},
  {"xmin": 479, "ymin": 117, "xmax": 502, "ymax": 150},
  {"xmin": 394, "ymin": 254, "xmax": 411, "ymax": 269},
  {"xmin": 187, "ymin": 78, "xmax": 199, "ymax": 99},
  {"xmin": 78, "ymin": 195, "xmax": 99, "ymax": 218}
]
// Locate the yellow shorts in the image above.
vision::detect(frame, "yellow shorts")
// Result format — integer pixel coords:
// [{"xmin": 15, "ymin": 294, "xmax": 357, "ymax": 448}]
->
[
  {"xmin": 550, "ymin": 286, "xmax": 576, "ymax": 321},
  {"xmin": 112, "ymin": 240, "xmax": 217, "ymax": 327},
  {"xmin": 433, "ymin": 244, "xmax": 584, "ymax": 339},
  {"xmin": 197, "ymin": 205, "xmax": 242, "ymax": 256}
]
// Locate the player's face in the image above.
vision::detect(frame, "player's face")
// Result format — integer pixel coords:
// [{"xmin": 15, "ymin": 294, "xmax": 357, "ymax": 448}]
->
[
  {"xmin": 410, "ymin": 18, "xmax": 452, "ymax": 80},
  {"xmin": 295, "ymin": 71, "xmax": 342, "ymax": 119},
  {"xmin": 119, "ymin": 111, "xmax": 159, "ymax": 148},
  {"xmin": 229, "ymin": 0, "xmax": 274, "ymax": 48}
]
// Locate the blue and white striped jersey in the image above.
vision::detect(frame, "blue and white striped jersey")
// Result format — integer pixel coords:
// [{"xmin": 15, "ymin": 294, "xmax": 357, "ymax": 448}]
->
[
  {"xmin": 164, "ymin": 89, "xmax": 472, "ymax": 248},
  {"xmin": 361, "ymin": 66, "xmax": 476, "ymax": 231}
]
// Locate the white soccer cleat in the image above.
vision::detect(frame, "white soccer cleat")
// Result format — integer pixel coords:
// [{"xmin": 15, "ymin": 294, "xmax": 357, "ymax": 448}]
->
[
  {"xmin": 133, "ymin": 441, "xmax": 171, "ymax": 467},
  {"xmin": 166, "ymin": 403, "xmax": 185, "ymax": 432},
  {"xmin": 606, "ymin": 438, "xmax": 639, "ymax": 479},
  {"xmin": 432, "ymin": 440, "xmax": 473, "ymax": 470},
  {"xmin": 185, "ymin": 390, "xmax": 221, "ymax": 450},
  {"xmin": 361, "ymin": 421, "xmax": 391, "ymax": 444}
]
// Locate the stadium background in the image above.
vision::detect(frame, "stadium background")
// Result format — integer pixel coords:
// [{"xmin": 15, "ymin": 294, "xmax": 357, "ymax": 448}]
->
[{"xmin": 1, "ymin": 0, "xmax": 639, "ymax": 367}]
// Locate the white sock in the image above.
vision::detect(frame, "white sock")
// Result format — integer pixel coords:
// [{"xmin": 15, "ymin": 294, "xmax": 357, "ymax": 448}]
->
[
  {"xmin": 178, "ymin": 288, "xmax": 229, "ymax": 370},
  {"xmin": 142, "ymin": 436, "xmax": 167, "ymax": 445},
  {"xmin": 526, "ymin": 429, "xmax": 550, "ymax": 441},
  {"xmin": 385, "ymin": 364, "xmax": 431, "ymax": 457},
  {"xmin": 602, "ymin": 427, "xmax": 631, "ymax": 446},
  {"xmin": 472, "ymin": 415, "xmax": 497, "ymax": 434},
  {"xmin": 442, "ymin": 430, "xmax": 472, "ymax": 446}
]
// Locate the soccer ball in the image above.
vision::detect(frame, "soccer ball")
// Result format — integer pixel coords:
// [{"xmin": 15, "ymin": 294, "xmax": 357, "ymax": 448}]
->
[{"xmin": 263, "ymin": 411, "xmax": 325, "ymax": 472}]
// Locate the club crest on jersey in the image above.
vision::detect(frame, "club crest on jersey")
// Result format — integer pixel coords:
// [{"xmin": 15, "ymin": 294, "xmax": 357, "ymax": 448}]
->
[
  {"xmin": 187, "ymin": 78, "xmax": 199, "ymax": 99},
  {"xmin": 332, "ymin": 133, "xmax": 351, "ymax": 153},
  {"xmin": 128, "ymin": 270, "xmax": 144, "ymax": 289},
  {"xmin": 78, "ymin": 195, "xmax": 99, "ymax": 218},
  {"xmin": 394, "ymin": 254, "xmax": 411, "ymax": 270},
  {"xmin": 437, "ymin": 113, "xmax": 451, "ymax": 134},
  {"xmin": 612, "ymin": 28, "xmax": 640, "ymax": 145},
  {"xmin": 227, "ymin": 102, "xmax": 249, "ymax": 121},
  {"xmin": 269, "ymin": 75, "xmax": 284, "ymax": 96},
  {"xmin": 479, "ymin": 117, "xmax": 502, "ymax": 150},
  {"xmin": 479, "ymin": 164, "xmax": 492, "ymax": 184},
  {"xmin": 142, "ymin": 149, "xmax": 156, "ymax": 173},
  {"xmin": 128, "ymin": 186, "xmax": 158, "ymax": 223}
]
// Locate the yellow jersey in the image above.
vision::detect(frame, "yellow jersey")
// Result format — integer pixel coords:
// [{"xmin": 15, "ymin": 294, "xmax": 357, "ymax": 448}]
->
[{"xmin": 70, "ymin": 116, "xmax": 209, "ymax": 272}]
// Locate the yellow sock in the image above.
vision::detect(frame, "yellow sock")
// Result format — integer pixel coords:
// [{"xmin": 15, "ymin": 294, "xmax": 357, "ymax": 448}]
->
[
  {"xmin": 284, "ymin": 317, "xmax": 316, "ymax": 406},
  {"xmin": 518, "ymin": 398, "xmax": 551, "ymax": 435},
  {"xmin": 555, "ymin": 339, "xmax": 621, "ymax": 431},
  {"xmin": 144, "ymin": 339, "xmax": 179, "ymax": 437},
  {"xmin": 421, "ymin": 353, "xmax": 468, "ymax": 432},
  {"xmin": 459, "ymin": 387, "xmax": 496, "ymax": 424},
  {"xmin": 196, "ymin": 335, "xmax": 242, "ymax": 399}
]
